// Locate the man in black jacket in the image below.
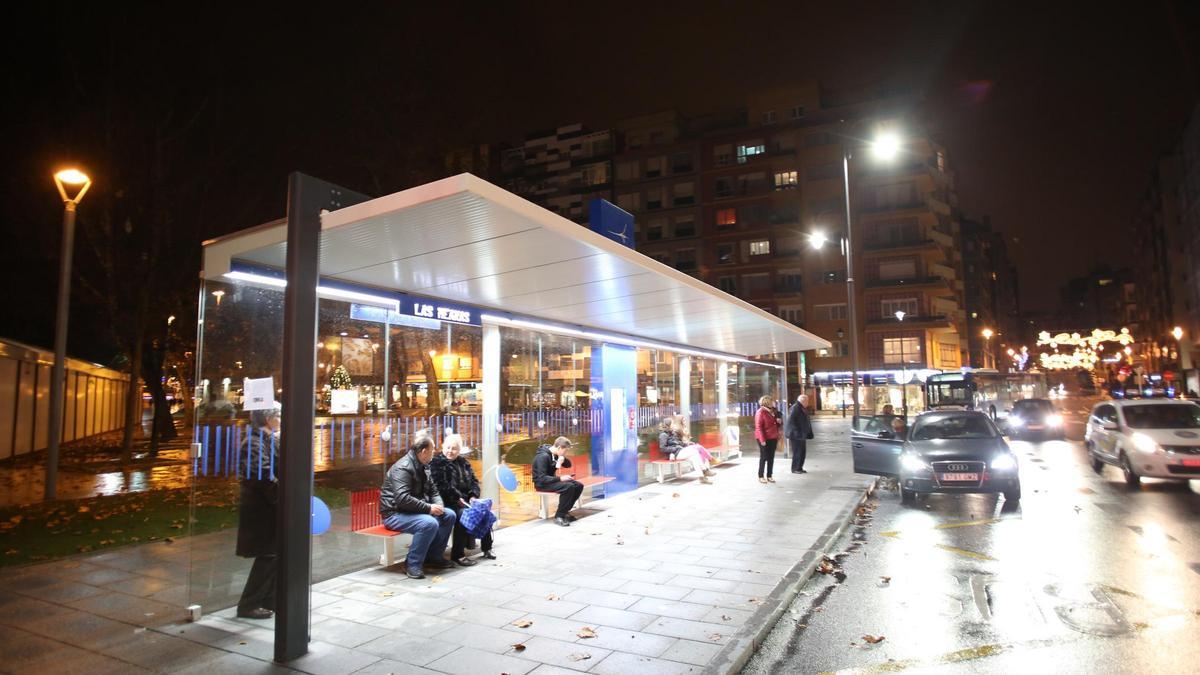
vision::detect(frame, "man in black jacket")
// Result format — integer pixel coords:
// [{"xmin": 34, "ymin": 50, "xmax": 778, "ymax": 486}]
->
[
  {"xmin": 381, "ymin": 433, "xmax": 457, "ymax": 579},
  {"xmin": 532, "ymin": 436, "xmax": 583, "ymax": 527},
  {"xmin": 785, "ymin": 394, "xmax": 815, "ymax": 474}
]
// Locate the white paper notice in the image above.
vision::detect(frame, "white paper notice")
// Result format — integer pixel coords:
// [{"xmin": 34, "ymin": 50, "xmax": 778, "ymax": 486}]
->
[
  {"xmin": 330, "ymin": 389, "xmax": 359, "ymax": 415},
  {"xmin": 610, "ymin": 388, "xmax": 626, "ymax": 451},
  {"xmin": 646, "ymin": 387, "xmax": 658, "ymax": 404},
  {"xmin": 243, "ymin": 377, "xmax": 275, "ymax": 411}
]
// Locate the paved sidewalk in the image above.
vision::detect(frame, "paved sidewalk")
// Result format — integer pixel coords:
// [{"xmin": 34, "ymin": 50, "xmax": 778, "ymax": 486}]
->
[{"xmin": 0, "ymin": 420, "xmax": 869, "ymax": 674}]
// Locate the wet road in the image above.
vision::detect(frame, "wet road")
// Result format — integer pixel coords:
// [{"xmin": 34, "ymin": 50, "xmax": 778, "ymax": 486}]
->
[{"xmin": 745, "ymin": 398, "xmax": 1200, "ymax": 674}]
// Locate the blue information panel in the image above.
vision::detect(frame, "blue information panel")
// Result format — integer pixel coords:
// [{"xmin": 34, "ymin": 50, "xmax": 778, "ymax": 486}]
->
[{"xmin": 588, "ymin": 198, "xmax": 635, "ymax": 249}]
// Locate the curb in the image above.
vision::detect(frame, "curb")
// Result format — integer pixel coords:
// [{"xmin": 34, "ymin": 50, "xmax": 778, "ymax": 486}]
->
[{"xmin": 703, "ymin": 478, "xmax": 877, "ymax": 675}]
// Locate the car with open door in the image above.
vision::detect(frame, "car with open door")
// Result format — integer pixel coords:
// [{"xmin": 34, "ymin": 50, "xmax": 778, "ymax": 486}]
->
[{"xmin": 852, "ymin": 410, "xmax": 1021, "ymax": 504}]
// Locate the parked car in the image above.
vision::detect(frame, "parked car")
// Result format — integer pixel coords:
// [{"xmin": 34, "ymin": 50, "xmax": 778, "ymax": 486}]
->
[
  {"xmin": 1006, "ymin": 398, "xmax": 1064, "ymax": 441},
  {"xmin": 1084, "ymin": 400, "xmax": 1200, "ymax": 486},
  {"xmin": 852, "ymin": 410, "xmax": 1021, "ymax": 504}
]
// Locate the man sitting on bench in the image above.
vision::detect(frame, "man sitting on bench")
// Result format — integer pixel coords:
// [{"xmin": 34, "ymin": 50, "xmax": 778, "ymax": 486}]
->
[
  {"xmin": 533, "ymin": 436, "xmax": 584, "ymax": 527},
  {"xmin": 380, "ymin": 431, "xmax": 457, "ymax": 579}
]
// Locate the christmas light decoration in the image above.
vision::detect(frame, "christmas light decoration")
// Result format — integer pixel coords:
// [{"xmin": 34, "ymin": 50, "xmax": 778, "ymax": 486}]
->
[{"xmin": 329, "ymin": 364, "xmax": 353, "ymax": 390}]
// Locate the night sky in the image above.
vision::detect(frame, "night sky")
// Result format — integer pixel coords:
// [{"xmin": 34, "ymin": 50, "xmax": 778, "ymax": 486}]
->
[{"xmin": 2, "ymin": 1, "xmax": 1197, "ymax": 362}]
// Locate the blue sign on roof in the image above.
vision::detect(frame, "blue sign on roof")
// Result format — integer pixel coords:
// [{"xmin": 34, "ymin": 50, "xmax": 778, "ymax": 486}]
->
[{"xmin": 588, "ymin": 198, "xmax": 635, "ymax": 249}]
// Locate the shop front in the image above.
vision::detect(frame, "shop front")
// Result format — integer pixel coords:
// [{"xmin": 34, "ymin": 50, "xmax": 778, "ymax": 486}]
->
[{"xmin": 188, "ymin": 173, "xmax": 825, "ymax": 660}]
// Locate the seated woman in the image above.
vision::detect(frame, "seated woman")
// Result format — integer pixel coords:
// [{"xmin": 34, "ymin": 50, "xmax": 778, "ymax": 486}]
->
[
  {"xmin": 665, "ymin": 418, "xmax": 715, "ymax": 484},
  {"xmin": 429, "ymin": 433, "xmax": 495, "ymax": 565}
]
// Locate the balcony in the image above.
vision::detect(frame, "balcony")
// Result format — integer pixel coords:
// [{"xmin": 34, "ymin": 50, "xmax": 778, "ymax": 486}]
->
[
  {"xmin": 865, "ymin": 275, "xmax": 948, "ymax": 289},
  {"xmin": 862, "ymin": 237, "xmax": 935, "ymax": 252},
  {"xmin": 865, "ymin": 314, "xmax": 951, "ymax": 327},
  {"xmin": 926, "ymin": 192, "xmax": 952, "ymax": 216},
  {"xmin": 930, "ymin": 228, "xmax": 954, "ymax": 248},
  {"xmin": 774, "ymin": 283, "xmax": 804, "ymax": 296},
  {"xmin": 860, "ymin": 200, "xmax": 925, "ymax": 215},
  {"xmin": 929, "ymin": 262, "xmax": 957, "ymax": 282}
]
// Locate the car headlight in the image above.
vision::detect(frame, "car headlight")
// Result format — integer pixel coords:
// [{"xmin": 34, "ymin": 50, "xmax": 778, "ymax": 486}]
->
[
  {"xmin": 1130, "ymin": 432, "xmax": 1160, "ymax": 454},
  {"xmin": 900, "ymin": 453, "xmax": 930, "ymax": 472},
  {"xmin": 1008, "ymin": 416, "xmax": 1024, "ymax": 428},
  {"xmin": 991, "ymin": 453, "xmax": 1017, "ymax": 470},
  {"xmin": 1047, "ymin": 414, "xmax": 1063, "ymax": 427}
]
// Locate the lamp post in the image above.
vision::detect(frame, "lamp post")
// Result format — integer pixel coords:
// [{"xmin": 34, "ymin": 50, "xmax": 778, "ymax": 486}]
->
[
  {"xmin": 45, "ymin": 168, "xmax": 92, "ymax": 501},
  {"xmin": 982, "ymin": 328, "xmax": 994, "ymax": 369},
  {"xmin": 895, "ymin": 310, "xmax": 908, "ymax": 418},
  {"xmin": 808, "ymin": 129, "xmax": 904, "ymax": 421}
]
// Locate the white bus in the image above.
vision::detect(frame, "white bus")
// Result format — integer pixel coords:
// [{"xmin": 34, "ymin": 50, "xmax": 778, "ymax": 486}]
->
[{"xmin": 925, "ymin": 369, "xmax": 1048, "ymax": 419}]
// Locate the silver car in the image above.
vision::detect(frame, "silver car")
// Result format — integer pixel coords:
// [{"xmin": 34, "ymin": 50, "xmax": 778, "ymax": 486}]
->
[
  {"xmin": 852, "ymin": 410, "xmax": 1021, "ymax": 503},
  {"xmin": 1085, "ymin": 399, "xmax": 1200, "ymax": 485}
]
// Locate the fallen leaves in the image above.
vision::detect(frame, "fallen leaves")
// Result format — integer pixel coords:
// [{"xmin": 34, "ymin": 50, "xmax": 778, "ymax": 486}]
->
[
  {"xmin": 512, "ymin": 619, "xmax": 533, "ymax": 628},
  {"xmin": 816, "ymin": 555, "xmax": 847, "ymax": 582},
  {"xmin": 546, "ymin": 594, "xmax": 560, "ymax": 601},
  {"xmin": 567, "ymin": 653, "xmax": 592, "ymax": 662},
  {"xmin": 707, "ymin": 633, "xmax": 722, "ymax": 642},
  {"xmin": 577, "ymin": 626, "xmax": 597, "ymax": 639},
  {"xmin": 672, "ymin": 493, "xmax": 681, "ymax": 498},
  {"xmin": 879, "ymin": 576, "xmax": 891, "ymax": 585},
  {"xmin": 720, "ymin": 614, "xmax": 732, "ymax": 621},
  {"xmin": 862, "ymin": 634, "xmax": 886, "ymax": 644},
  {"xmin": 511, "ymin": 642, "xmax": 527, "ymax": 652}
]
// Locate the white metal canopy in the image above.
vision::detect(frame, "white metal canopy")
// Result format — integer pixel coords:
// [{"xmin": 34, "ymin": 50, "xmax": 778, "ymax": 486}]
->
[{"xmin": 202, "ymin": 173, "xmax": 829, "ymax": 358}]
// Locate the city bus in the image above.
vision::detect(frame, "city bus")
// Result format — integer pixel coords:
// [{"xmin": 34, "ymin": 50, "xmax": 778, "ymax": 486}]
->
[{"xmin": 925, "ymin": 369, "xmax": 1048, "ymax": 419}]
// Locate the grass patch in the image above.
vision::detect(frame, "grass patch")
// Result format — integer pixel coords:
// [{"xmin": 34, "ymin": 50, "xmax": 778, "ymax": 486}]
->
[{"xmin": 0, "ymin": 482, "xmax": 350, "ymax": 568}]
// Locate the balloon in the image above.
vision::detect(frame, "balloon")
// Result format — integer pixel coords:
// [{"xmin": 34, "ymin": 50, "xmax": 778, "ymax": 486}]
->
[
  {"xmin": 496, "ymin": 465, "xmax": 519, "ymax": 493},
  {"xmin": 311, "ymin": 496, "xmax": 331, "ymax": 535}
]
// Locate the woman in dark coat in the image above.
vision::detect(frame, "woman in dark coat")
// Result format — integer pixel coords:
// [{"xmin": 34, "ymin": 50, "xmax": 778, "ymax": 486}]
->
[
  {"xmin": 235, "ymin": 406, "xmax": 281, "ymax": 619},
  {"xmin": 429, "ymin": 433, "xmax": 494, "ymax": 565}
]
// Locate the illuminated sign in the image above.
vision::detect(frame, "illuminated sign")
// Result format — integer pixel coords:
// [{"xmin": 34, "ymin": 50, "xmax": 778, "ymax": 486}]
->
[{"xmin": 412, "ymin": 302, "xmax": 474, "ymax": 325}]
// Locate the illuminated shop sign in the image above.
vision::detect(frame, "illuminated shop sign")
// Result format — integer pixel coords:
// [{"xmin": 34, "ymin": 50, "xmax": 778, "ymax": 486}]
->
[{"xmin": 349, "ymin": 297, "xmax": 480, "ymax": 327}]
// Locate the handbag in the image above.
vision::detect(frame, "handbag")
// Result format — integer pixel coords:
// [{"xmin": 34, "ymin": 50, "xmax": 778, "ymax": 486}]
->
[{"xmin": 459, "ymin": 498, "xmax": 497, "ymax": 538}]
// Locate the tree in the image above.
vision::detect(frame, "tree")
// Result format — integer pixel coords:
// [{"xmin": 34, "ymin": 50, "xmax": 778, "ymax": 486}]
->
[{"xmin": 329, "ymin": 365, "xmax": 353, "ymax": 390}]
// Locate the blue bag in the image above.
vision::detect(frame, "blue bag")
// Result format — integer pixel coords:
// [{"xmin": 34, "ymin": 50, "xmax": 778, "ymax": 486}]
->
[{"xmin": 459, "ymin": 498, "xmax": 497, "ymax": 538}]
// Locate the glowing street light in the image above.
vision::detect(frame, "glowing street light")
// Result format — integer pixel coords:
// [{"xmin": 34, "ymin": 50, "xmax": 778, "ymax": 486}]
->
[
  {"xmin": 45, "ymin": 168, "xmax": 93, "ymax": 500},
  {"xmin": 894, "ymin": 310, "xmax": 906, "ymax": 322},
  {"xmin": 982, "ymin": 328, "xmax": 994, "ymax": 340},
  {"xmin": 808, "ymin": 230, "xmax": 829, "ymax": 250},
  {"xmin": 1172, "ymin": 326, "xmax": 1184, "ymax": 341},
  {"xmin": 870, "ymin": 132, "xmax": 902, "ymax": 160}
]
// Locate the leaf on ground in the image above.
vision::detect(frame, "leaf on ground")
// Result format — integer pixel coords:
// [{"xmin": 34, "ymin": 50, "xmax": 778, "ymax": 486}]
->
[
  {"xmin": 568, "ymin": 653, "xmax": 592, "ymax": 661},
  {"xmin": 512, "ymin": 619, "xmax": 533, "ymax": 628},
  {"xmin": 747, "ymin": 597, "xmax": 760, "ymax": 604},
  {"xmin": 644, "ymin": 527, "xmax": 651, "ymax": 535},
  {"xmin": 672, "ymin": 493, "xmax": 680, "ymax": 498},
  {"xmin": 862, "ymin": 634, "xmax": 885, "ymax": 644},
  {"xmin": 707, "ymin": 633, "xmax": 722, "ymax": 641},
  {"xmin": 879, "ymin": 576, "xmax": 891, "ymax": 584},
  {"xmin": 379, "ymin": 591, "xmax": 394, "ymax": 598},
  {"xmin": 721, "ymin": 614, "xmax": 732, "ymax": 621},
  {"xmin": 430, "ymin": 576, "xmax": 443, "ymax": 584},
  {"xmin": 511, "ymin": 642, "xmax": 526, "ymax": 652},
  {"xmin": 577, "ymin": 626, "xmax": 597, "ymax": 639},
  {"xmin": 546, "ymin": 594, "xmax": 560, "ymax": 601}
]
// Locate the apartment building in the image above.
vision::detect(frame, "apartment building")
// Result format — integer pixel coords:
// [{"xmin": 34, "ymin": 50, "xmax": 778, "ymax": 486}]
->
[
  {"xmin": 961, "ymin": 216, "xmax": 1019, "ymax": 369},
  {"xmin": 497, "ymin": 123, "xmax": 615, "ymax": 225}
]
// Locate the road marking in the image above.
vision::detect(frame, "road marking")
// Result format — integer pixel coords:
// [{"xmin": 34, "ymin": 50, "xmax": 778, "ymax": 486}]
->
[
  {"xmin": 936, "ymin": 544, "xmax": 996, "ymax": 561},
  {"xmin": 934, "ymin": 517, "xmax": 1001, "ymax": 530}
]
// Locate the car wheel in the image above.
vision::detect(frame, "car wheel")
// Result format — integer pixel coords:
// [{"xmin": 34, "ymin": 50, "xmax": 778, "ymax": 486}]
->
[
  {"xmin": 1004, "ymin": 485, "xmax": 1021, "ymax": 502},
  {"xmin": 900, "ymin": 485, "xmax": 916, "ymax": 504},
  {"xmin": 1089, "ymin": 451, "xmax": 1104, "ymax": 474},
  {"xmin": 1120, "ymin": 451, "xmax": 1141, "ymax": 487}
]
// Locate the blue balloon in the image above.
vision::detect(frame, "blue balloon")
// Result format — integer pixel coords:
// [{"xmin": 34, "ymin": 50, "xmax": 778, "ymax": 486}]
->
[
  {"xmin": 311, "ymin": 496, "xmax": 331, "ymax": 535},
  {"xmin": 496, "ymin": 465, "xmax": 519, "ymax": 493}
]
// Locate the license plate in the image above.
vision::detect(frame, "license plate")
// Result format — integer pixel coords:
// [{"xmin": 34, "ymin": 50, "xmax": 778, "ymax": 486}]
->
[
  {"xmin": 1182, "ymin": 459, "xmax": 1200, "ymax": 468},
  {"xmin": 940, "ymin": 472, "xmax": 979, "ymax": 481},
  {"xmin": 1028, "ymin": 424, "xmax": 1044, "ymax": 430}
]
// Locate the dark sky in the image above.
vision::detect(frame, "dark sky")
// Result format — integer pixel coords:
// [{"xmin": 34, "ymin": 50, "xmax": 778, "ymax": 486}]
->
[{"xmin": 2, "ymin": 1, "xmax": 1197, "ymax": 361}]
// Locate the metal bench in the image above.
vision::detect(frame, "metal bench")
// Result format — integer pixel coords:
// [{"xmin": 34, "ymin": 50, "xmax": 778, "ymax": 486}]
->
[{"xmin": 350, "ymin": 488, "xmax": 407, "ymax": 566}]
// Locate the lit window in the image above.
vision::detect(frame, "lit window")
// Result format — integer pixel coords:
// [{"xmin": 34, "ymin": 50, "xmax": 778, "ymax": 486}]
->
[
  {"xmin": 881, "ymin": 297, "xmax": 918, "ymax": 317},
  {"xmin": 736, "ymin": 142, "xmax": 766, "ymax": 164},
  {"xmin": 762, "ymin": 110, "xmax": 777, "ymax": 125},
  {"xmin": 883, "ymin": 337, "xmax": 922, "ymax": 364},
  {"xmin": 773, "ymin": 170, "xmax": 798, "ymax": 189},
  {"xmin": 749, "ymin": 240, "xmax": 771, "ymax": 256},
  {"xmin": 716, "ymin": 208, "xmax": 737, "ymax": 228}
]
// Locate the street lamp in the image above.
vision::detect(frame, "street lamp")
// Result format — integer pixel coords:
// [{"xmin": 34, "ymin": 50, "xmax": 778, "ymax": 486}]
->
[
  {"xmin": 807, "ymin": 129, "xmax": 906, "ymax": 421},
  {"xmin": 982, "ymin": 328, "xmax": 994, "ymax": 369},
  {"xmin": 45, "ymin": 168, "xmax": 92, "ymax": 500},
  {"xmin": 895, "ymin": 310, "xmax": 909, "ymax": 418}
]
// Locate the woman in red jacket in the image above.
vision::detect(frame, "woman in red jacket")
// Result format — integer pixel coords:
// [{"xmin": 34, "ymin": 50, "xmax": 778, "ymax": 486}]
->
[{"xmin": 754, "ymin": 395, "xmax": 782, "ymax": 483}]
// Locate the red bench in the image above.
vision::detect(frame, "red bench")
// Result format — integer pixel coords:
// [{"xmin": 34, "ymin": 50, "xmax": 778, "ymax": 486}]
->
[
  {"xmin": 351, "ymin": 489, "xmax": 405, "ymax": 566},
  {"xmin": 534, "ymin": 465, "xmax": 616, "ymax": 519}
]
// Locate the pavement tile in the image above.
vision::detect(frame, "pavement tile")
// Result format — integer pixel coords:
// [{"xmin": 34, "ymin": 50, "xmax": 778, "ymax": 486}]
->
[
  {"xmin": 425, "ymin": 645, "xmax": 539, "ymax": 675},
  {"xmin": 378, "ymin": 593, "xmax": 461, "ymax": 615},
  {"xmin": 681, "ymin": 588, "xmax": 767, "ymax": 610},
  {"xmin": 665, "ymin": 574, "xmax": 741, "ymax": 593},
  {"xmin": 567, "ymin": 626, "xmax": 677, "ymax": 658},
  {"xmin": 503, "ymin": 595, "xmax": 590, "ymax": 619},
  {"xmin": 568, "ymin": 605, "xmax": 656, "ymax": 631},
  {"xmin": 65, "ymin": 590, "xmax": 181, "ymax": 625},
  {"xmin": 315, "ymin": 598, "xmax": 396, "ymax": 624},
  {"xmin": 174, "ymin": 651, "xmax": 299, "ymax": 675},
  {"xmin": 555, "ymin": 573, "xmax": 628, "ymax": 592},
  {"xmin": 99, "ymin": 630, "xmax": 233, "ymax": 671},
  {"xmin": 372, "ymin": 609, "xmax": 461, "ymax": 637},
  {"xmin": 626, "ymin": 597, "xmax": 713, "ymax": 621},
  {"xmin": 711, "ymin": 568, "xmax": 779, "ymax": 584},
  {"xmin": 560, "ymin": 587, "xmax": 639, "ymax": 610},
  {"xmin": 658, "ymin": 638, "xmax": 725, "ymax": 666},
  {"xmin": 309, "ymin": 617, "xmax": 395, "ymax": 648},
  {"xmin": 603, "ymin": 567, "xmax": 675, "ymax": 584},
  {"xmin": 285, "ymin": 639, "xmax": 383, "ymax": 675},
  {"xmin": 503, "ymin": 612, "xmax": 589, "ymax": 642},
  {"xmin": 349, "ymin": 659, "xmax": 441, "ymax": 675},
  {"xmin": 434, "ymin": 623, "xmax": 536, "ymax": 654},
  {"xmin": 437, "ymin": 583, "xmax": 521, "ymax": 607},
  {"xmin": 590, "ymin": 651, "xmax": 702, "ymax": 675},
  {"xmin": 701, "ymin": 606, "xmax": 754, "ymax": 627},
  {"xmin": 615, "ymin": 580, "xmax": 692, "ymax": 601},
  {"xmin": 17, "ymin": 580, "xmax": 109, "ymax": 603},
  {"xmin": 505, "ymin": 635, "xmax": 611, "ymax": 671},
  {"xmin": 61, "ymin": 566, "xmax": 140, "ymax": 586},
  {"xmin": 355, "ymin": 631, "xmax": 459, "ymax": 665},
  {"xmin": 439, "ymin": 602, "xmax": 529, "ymax": 627},
  {"xmin": 643, "ymin": 616, "xmax": 732, "ymax": 644}
]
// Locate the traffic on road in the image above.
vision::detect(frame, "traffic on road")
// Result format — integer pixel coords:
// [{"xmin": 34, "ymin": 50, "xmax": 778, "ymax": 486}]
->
[{"xmin": 745, "ymin": 394, "xmax": 1200, "ymax": 674}]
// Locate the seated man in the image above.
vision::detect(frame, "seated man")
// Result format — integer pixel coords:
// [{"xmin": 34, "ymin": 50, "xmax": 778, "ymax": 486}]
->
[
  {"xmin": 532, "ymin": 436, "xmax": 584, "ymax": 527},
  {"xmin": 380, "ymin": 432, "xmax": 457, "ymax": 579}
]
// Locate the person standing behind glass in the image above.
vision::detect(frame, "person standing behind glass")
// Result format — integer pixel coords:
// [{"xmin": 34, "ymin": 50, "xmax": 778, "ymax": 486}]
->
[
  {"xmin": 786, "ymin": 394, "xmax": 815, "ymax": 474},
  {"xmin": 754, "ymin": 395, "xmax": 782, "ymax": 483},
  {"xmin": 235, "ymin": 405, "xmax": 281, "ymax": 619},
  {"xmin": 430, "ymin": 433, "xmax": 495, "ymax": 565}
]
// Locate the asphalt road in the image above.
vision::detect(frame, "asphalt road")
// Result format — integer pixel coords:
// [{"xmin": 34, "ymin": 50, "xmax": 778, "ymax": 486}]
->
[{"xmin": 744, "ymin": 396, "xmax": 1200, "ymax": 674}]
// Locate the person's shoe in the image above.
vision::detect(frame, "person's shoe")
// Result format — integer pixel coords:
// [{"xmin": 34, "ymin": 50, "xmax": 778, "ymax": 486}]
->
[
  {"xmin": 453, "ymin": 557, "xmax": 477, "ymax": 567},
  {"xmin": 700, "ymin": 475, "xmax": 712, "ymax": 484},
  {"xmin": 554, "ymin": 516, "xmax": 571, "ymax": 527},
  {"xmin": 792, "ymin": 470, "xmax": 803, "ymax": 474},
  {"xmin": 405, "ymin": 567, "xmax": 426, "ymax": 580},
  {"xmin": 237, "ymin": 607, "xmax": 273, "ymax": 620},
  {"xmin": 800, "ymin": 469, "xmax": 808, "ymax": 474},
  {"xmin": 759, "ymin": 477, "xmax": 768, "ymax": 483},
  {"xmin": 482, "ymin": 550, "xmax": 497, "ymax": 560},
  {"xmin": 565, "ymin": 514, "xmax": 578, "ymax": 522},
  {"xmin": 466, "ymin": 543, "xmax": 478, "ymax": 551},
  {"xmin": 767, "ymin": 477, "xmax": 776, "ymax": 483},
  {"xmin": 703, "ymin": 469, "xmax": 715, "ymax": 477},
  {"xmin": 423, "ymin": 558, "xmax": 454, "ymax": 570}
]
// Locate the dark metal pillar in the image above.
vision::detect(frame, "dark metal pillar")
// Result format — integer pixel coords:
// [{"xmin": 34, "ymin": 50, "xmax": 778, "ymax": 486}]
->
[{"xmin": 276, "ymin": 173, "xmax": 369, "ymax": 662}]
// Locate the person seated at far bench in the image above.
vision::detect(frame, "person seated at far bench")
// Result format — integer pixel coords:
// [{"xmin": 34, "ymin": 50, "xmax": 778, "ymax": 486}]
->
[
  {"xmin": 659, "ymin": 418, "xmax": 714, "ymax": 483},
  {"xmin": 532, "ymin": 436, "xmax": 584, "ymax": 527},
  {"xmin": 380, "ymin": 431, "xmax": 457, "ymax": 579},
  {"xmin": 430, "ymin": 433, "xmax": 495, "ymax": 566}
]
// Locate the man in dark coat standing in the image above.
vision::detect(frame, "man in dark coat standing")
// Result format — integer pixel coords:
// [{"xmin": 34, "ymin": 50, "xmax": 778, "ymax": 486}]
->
[
  {"xmin": 532, "ymin": 436, "xmax": 583, "ymax": 527},
  {"xmin": 236, "ymin": 406, "xmax": 281, "ymax": 619},
  {"xmin": 786, "ymin": 394, "xmax": 814, "ymax": 474}
]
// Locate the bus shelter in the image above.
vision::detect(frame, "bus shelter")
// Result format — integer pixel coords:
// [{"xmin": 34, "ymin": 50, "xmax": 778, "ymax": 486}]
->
[{"xmin": 191, "ymin": 173, "xmax": 828, "ymax": 660}]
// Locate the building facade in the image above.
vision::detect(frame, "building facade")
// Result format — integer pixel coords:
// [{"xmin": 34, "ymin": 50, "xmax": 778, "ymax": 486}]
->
[
  {"xmin": 497, "ymin": 124, "xmax": 615, "ymax": 225},
  {"xmin": 961, "ymin": 216, "xmax": 1019, "ymax": 369},
  {"xmin": 1173, "ymin": 102, "xmax": 1200, "ymax": 393}
]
